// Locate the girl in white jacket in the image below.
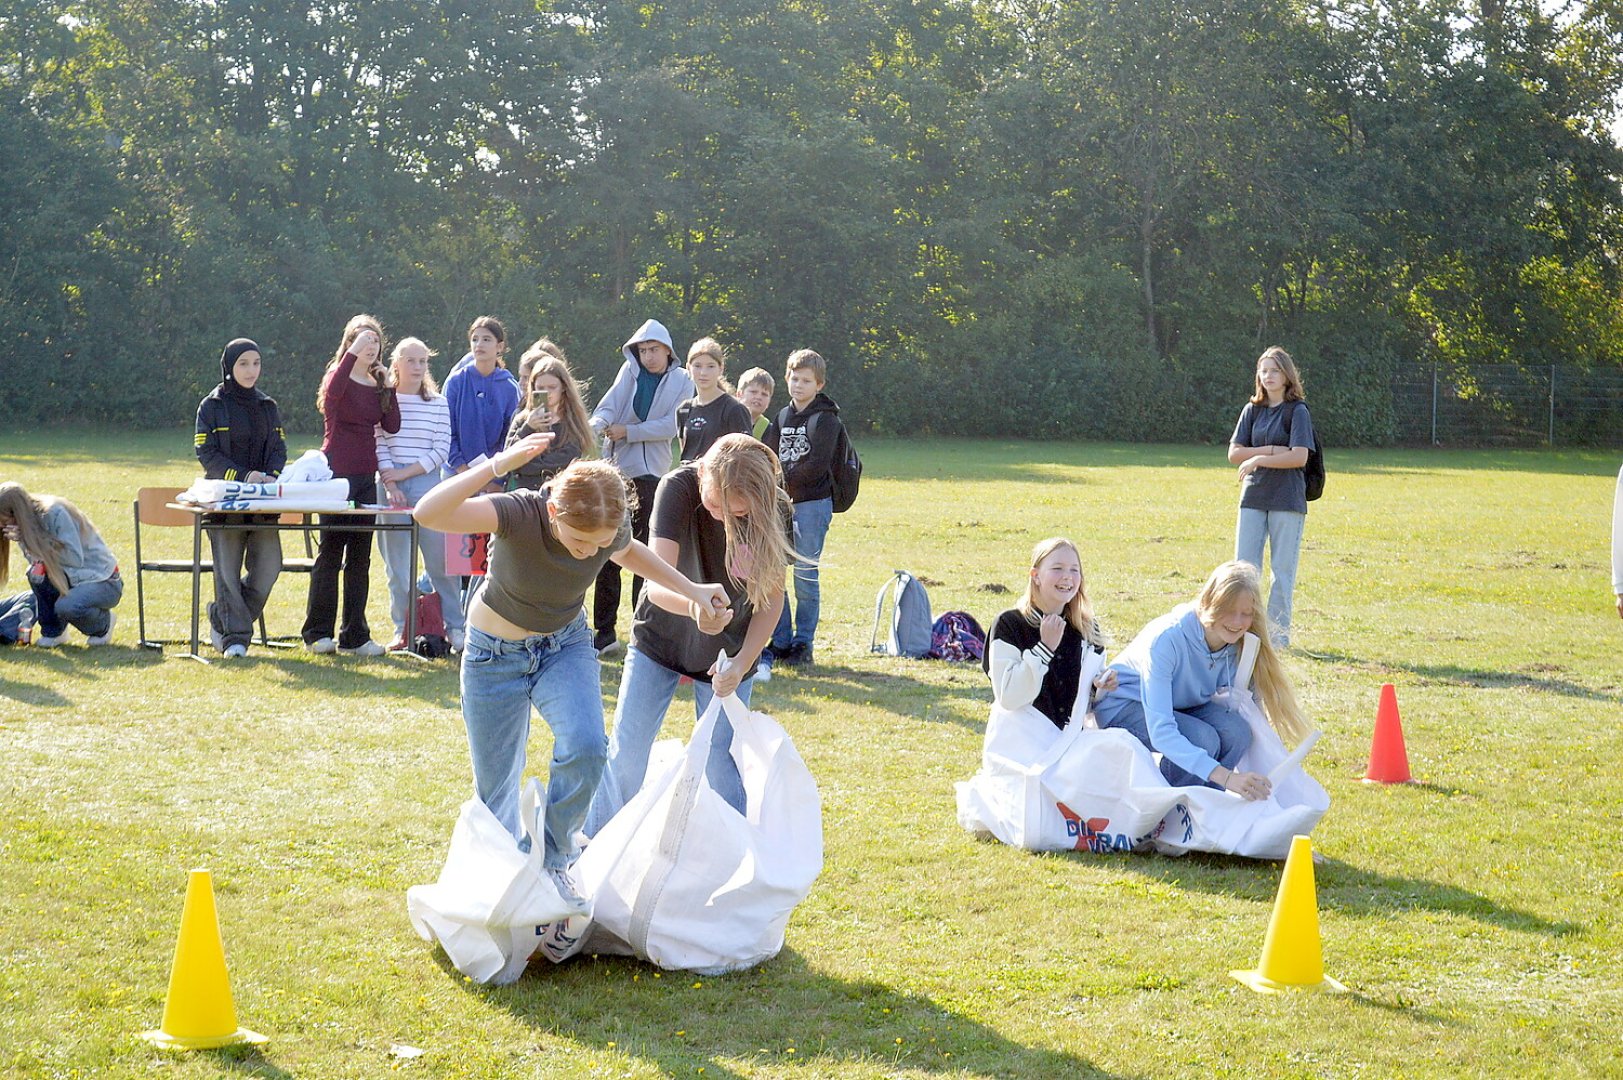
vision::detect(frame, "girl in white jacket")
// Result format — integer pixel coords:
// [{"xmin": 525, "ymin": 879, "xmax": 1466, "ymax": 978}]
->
[{"xmin": 983, "ymin": 537, "xmax": 1118, "ymax": 731}]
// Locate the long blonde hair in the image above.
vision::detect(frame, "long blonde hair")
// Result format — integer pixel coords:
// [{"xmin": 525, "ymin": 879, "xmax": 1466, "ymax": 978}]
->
[
  {"xmin": 1249, "ymin": 345, "xmax": 1305, "ymax": 405},
  {"xmin": 698, "ymin": 434, "xmax": 797, "ymax": 611},
  {"xmin": 0, "ymin": 482, "xmax": 100, "ymax": 594},
  {"xmin": 525, "ymin": 356, "xmax": 595, "ymax": 459},
  {"xmin": 546, "ymin": 460, "xmax": 636, "ymax": 533},
  {"xmin": 389, "ymin": 337, "xmax": 442, "ymax": 400},
  {"xmin": 1017, "ymin": 537, "xmax": 1105, "ymax": 648},
  {"xmin": 317, "ymin": 313, "xmax": 389, "ymax": 414},
  {"xmin": 1195, "ymin": 561, "xmax": 1309, "ymax": 742}
]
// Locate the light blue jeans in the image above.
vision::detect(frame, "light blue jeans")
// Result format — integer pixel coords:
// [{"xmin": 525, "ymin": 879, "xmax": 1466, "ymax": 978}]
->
[
  {"xmin": 772, "ymin": 496, "xmax": 833, "ymax": 654},
  {"xmin": 584, "ymin": 644, "xmax": 755, "ymax": 836},
  {"xmin": 459, "ymin": 613, "xmax": 605, "ymax": 869},
  {"xmin": 378, "ymin": 471, "xmax": 464, "ymax": 639},
  {"xmin": 1096, "ymin": 697, "xmax": 1252, "ymax": 789},
  {"xmin": 1235, "ymin": 508, "xmax": 1305, "ymax": 647}
]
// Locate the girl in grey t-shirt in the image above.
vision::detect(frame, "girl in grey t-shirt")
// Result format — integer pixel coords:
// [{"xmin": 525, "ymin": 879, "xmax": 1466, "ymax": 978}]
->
[
  {"xmin": 413, "ymin": 437, "xmax": 728, "ymax": 914},
  {"xmin": 1227, "ymin": 346, "xmax": 1315, "ymax": 648}
]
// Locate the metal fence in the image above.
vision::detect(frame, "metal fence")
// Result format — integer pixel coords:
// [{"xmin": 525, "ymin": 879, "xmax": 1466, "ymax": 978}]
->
[{"xmin": 1390, "ymin": 363, "xmax": 1623, "ymax": 446}]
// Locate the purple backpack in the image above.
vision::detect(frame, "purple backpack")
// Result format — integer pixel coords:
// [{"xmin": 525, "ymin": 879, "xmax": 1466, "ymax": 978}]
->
[{"xmin": 928, "ymin": 611, "xmax": 986, "ymax": 663}]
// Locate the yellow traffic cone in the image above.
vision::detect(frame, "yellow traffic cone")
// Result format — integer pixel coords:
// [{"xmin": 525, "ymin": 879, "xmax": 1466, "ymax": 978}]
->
[
  {"xmin": 1230, "ymin": 835, "xmax": 1347, "ymax": 994},
  {"xmin": 140, "ymin": 869, "xmax": 267, "ymax": 1050}
]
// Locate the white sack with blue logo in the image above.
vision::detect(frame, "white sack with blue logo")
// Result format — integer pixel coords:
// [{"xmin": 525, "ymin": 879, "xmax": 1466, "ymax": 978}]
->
[
  {"xmin": 561, "ymin": 691, "xmax": 823, "ymax": 974},
  {"xmin": 956, "ymin": 635, "xmax": 1328, "ymax": 860}
]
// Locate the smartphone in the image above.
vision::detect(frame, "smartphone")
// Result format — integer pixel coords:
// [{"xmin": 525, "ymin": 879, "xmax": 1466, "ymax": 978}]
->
[{"xmin": 529, "ymin": 394, "xmax": 553, "ymax": 427}]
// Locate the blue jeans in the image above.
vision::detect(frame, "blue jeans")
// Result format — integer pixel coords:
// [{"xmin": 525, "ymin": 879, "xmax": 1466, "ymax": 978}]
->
[
  {"xmin": 772, "ymin": 497, "xmax": 833, "ymax": 654},
  {"xmin": 1235, "ymin": 508, "xmax": 1305, "ymax": 647},
  {"xmin": 584, "ymin": 644, "xmax": 755, "ymax": 835},
  {"xmin": 31, "ymin": 572, "xmax": 122, "ymax": 639},
  {"xmin": 379, "ymin": 471, "xmax": 464, "ymax": 639},
  {"xmin": 1, "ymin": 592, "xmax": 37, "ymax": 644},
  {"xmin": 459, "ymin": 613, "xmax": 606, "ymax": 869},
  {"xmin": 1097, "ymin": 697, "xmax": 1252, "ymax": 789}
]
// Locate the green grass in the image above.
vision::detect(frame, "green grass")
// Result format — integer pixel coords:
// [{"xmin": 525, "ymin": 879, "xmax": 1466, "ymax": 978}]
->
[{"xmin": 2, "ymin": 430, "xmax": 1619, "ymax": 1078}]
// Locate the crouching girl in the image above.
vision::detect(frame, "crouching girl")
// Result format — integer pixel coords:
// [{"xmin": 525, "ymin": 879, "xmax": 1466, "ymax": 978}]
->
[
  {"xmin": 0, "ymin": 483, "xmax": 122, "ymax": 647},
  {"xmin": 1092, "ymin": 561, "xmax": 1309, "ymax": 801},
  {"xmin": 413, "ymin": 437, "xmax": 728, "ymax": 909}
]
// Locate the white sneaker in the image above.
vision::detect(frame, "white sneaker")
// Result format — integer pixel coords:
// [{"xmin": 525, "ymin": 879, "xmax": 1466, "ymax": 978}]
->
[
  {"xmin": 338, "ymin": 640, "xmax": 386, "ymax": 657},
  {"xmin": 545, "ymin": 867, "xmax": 590, "ymax": 917},
  {"xmin": 306, "ymin": 637, "xmax": 337, "ymax": 654},
  {"xmin": 536, "ymin": 913, "xmax": 592, "ymax": 963},
  {"xmin": 35, "ymin": 631, "xmax": 68, "ymax": 648},
  {"xmin": 84, "ymin": 612, "xmax": 116, "ymax": 646},
  {"xmin": 755, "ymin": 657, "xmax": 772, "ymax": 683},
  {"xmin": 223, "ymin": 643, "xmax": 248, "ymax": 658}
]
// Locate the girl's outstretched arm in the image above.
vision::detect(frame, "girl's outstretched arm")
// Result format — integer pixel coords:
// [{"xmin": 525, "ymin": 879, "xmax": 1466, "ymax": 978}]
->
[{"xmin": 414, "ymin": 433, "xmax": 553, "ymax": 534}]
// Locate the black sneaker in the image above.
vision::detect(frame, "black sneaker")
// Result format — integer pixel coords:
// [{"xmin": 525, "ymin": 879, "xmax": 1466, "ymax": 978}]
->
[{"xmin": 781, "ymin": 642, "xmax": 812, "ymax": 666}]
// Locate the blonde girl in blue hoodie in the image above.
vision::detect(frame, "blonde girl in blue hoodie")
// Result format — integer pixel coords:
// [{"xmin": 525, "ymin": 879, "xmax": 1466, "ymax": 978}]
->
[{"xmin": 1092, "ymin": 561, "xmax": 1310, "ymax": 801}]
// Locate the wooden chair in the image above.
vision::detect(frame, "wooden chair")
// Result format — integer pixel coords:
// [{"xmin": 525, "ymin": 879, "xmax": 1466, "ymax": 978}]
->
[{"xmin": 131, "ymin": 487, "xmax": 316, "ymax": 650}]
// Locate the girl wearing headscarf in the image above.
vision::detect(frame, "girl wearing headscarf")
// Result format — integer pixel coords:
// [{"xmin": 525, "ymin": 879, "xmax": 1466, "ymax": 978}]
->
[{"xmin": 195, "ymin": 337, "xmax": 288, "ymax": 657}]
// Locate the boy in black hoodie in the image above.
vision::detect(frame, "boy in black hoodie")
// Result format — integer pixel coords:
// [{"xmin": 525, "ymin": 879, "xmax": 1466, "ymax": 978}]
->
[
  {"xmin": 761, "ymin": 349, "xmax": 844, "ymax": 668},
  {"xmin": 195, "ymin": 338, "xmax": 288, "ymax": 657}
]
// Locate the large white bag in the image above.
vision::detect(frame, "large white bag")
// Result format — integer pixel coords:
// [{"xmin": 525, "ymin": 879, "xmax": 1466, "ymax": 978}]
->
[
  {"xmin": 956, "ymin": 634, "xmax": 1328, "ymax": 860},
  {"xmin": 406, "ymin": 779, "xmax": 580, "ymax": 984},
  {"xmin": 567, "ymin": 692, "xmax": 822, "ymax": 974}
]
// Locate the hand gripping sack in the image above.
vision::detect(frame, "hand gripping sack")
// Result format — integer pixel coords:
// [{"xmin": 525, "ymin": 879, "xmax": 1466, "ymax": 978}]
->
[
  {"xmin": 956, "ymin": 634, "xmax": 1328, "ymax": 859},
  {"xmin": 406, "ymin": 779, "xmax": 581, "ymax": 984},
  {"xmin": 570, "ymin": 692, "xmax": 823, "ymax": 974}
]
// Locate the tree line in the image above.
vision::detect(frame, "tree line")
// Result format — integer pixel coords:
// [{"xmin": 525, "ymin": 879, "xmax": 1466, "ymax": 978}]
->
[{"xmin": 4, "ymin": 0, "xmax": 1621, "ymax": 445}]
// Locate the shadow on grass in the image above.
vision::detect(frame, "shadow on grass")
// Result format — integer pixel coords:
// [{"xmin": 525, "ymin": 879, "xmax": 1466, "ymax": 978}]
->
[
  {"xmin": 467, "ymin": 947, "xmax": 1123, "ymax": 1079},
  {"xmin": 0, "ymin": 673, "xmax": 73, "ymax": 707},
  {"xmin": 265, "ymin": 655, "xmax": 462, "ymax": 707},
  {"xmin": 1087, "ymin": 851, "xmax": 1582, "ymax": 937},
  {"xmin": 1303, "ymin": 649, "xmax": 1622, "ymax": 704},
  {"xmin": 202, "ymin": 1045, "xmax": 295, "ymax": 1078},
  {"xmin": 757, "ymin": 661, "xmax": 990, "ymax": 732}
]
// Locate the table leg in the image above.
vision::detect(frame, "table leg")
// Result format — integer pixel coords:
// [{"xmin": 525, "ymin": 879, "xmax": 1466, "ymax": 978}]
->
[
  {"xmin": 188, "ymin": 515, "xmax": 208, "ymax": 663},
  {"xmin": 406, "ymin": 519, "xmax": 420, "ymax": 648}
]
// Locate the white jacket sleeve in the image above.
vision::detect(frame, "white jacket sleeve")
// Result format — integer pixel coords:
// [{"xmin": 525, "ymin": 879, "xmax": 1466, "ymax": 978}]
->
[
  {"xmin": 1613, "ymin": 464, "xmax": 1622, "ymax": 595},
  {"xmin": 987, "ymin": 637, "xmax": 1051, "ymax": 711}
]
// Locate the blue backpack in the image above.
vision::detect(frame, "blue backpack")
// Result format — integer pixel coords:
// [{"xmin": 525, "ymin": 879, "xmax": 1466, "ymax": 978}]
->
[
  {"xmin": 928, "ymin": 611, "xmax": 986, "ymax": 663},
  {"xmin": 871, "ymin": 571, "xmax": 932, "ymax": 658}
]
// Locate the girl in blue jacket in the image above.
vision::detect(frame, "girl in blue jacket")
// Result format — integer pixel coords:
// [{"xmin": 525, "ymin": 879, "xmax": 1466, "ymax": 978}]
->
[{"xmin": 1093, "ymin": 561, "xmax": 1309, "ymax": 801}]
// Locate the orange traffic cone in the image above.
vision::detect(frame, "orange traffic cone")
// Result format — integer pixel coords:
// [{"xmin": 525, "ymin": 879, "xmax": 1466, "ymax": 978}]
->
[
  {"xmin": 140, "ymin": 869, "xmax": 266, "ymax": 1050},
  {"xmin": 1231, "ymin": 835, "xmax": 1346, "ymax": 994},
  {"xmin": 1362, "ymin": 683, "xmax": 1414, "ymax": 784}
]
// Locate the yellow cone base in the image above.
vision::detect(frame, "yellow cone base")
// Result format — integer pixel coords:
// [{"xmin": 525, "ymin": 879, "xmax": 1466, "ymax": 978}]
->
[
  {"xmin": 141, "ymin": 1026, "xmax": 267, "ymax": 1051},
  {"xmin": 1229, "ymin": 968, "xmax": 1347, "ymax": 995}
]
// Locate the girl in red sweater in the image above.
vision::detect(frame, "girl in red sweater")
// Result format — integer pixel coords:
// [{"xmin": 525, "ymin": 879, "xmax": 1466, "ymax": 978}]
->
[{"xmin": 303, "ymin": 315, "xmax": 399, "ymax": 655}]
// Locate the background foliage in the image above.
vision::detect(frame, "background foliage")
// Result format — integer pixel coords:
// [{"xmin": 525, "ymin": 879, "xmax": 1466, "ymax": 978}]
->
[{"xmin": 4, "ymin": 0, "xmax": 1622, "ymax": 443}]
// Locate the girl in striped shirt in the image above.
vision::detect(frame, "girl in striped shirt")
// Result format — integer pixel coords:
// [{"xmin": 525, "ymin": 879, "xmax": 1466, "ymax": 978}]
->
[{"xmin": 376, "ymin": 337, "xmax": 463, "ymax": 650}]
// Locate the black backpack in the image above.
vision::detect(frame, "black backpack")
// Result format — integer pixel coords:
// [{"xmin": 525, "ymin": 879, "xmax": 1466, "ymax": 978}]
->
[
  {"xmin": 806, "ymin": 411, "xmax": 861, "ymax": 513},
  {"xmin": 1296, "ymin": 403, "xmax": 1325, "ymax": 502},
  {"xmin": 830, "ymin": 423, "xmax": 862, "ymax": 513}
]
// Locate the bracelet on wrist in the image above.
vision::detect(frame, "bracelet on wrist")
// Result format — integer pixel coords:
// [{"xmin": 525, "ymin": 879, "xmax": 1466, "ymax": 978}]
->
[{"xmin": 490, "ymin": 458, "xmax": 504, "ymax": 481}]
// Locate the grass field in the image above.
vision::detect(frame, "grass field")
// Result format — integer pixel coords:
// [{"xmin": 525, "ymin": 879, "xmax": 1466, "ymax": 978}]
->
[{"xmin": 2, "ymin": 430, "xmax": 1619, "ymax": 1079}]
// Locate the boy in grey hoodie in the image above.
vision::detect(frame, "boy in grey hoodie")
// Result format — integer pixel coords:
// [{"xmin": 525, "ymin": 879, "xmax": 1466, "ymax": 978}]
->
[{"xmin": 589, "ymin": 319, "xmax": 696, "ymax": 654}]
